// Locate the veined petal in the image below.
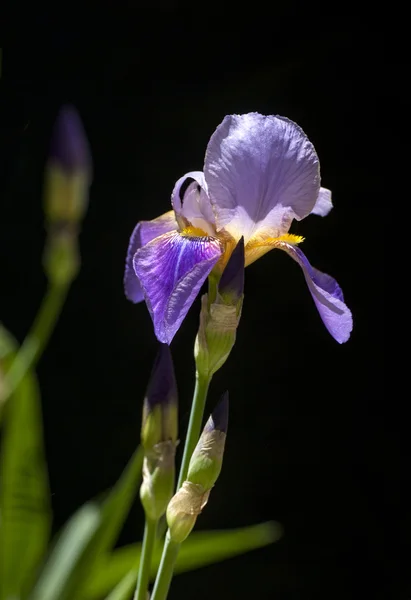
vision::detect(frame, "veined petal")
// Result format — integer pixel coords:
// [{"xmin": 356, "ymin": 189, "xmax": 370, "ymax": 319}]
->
[
  {"xmin": 280, "ymin": 243, "xmax": 352, "ymax": 343},
  {"xmin": 124, "ymin": 211, "xmax": 177, "ymax": 303},
  {"xmin": 133, "ymin": 231, "xmax": 222, "ymax": 344},
  {"xmin": 311, "ymin": 187, "xmax": 333, "ymax": 217},
  {"xmin": 204, "ymin": 113, "xmax": 320, "ymax": 243},
  {"xmin": 171, "ymin": 171, "xmax": 215, "ymax": 234}
]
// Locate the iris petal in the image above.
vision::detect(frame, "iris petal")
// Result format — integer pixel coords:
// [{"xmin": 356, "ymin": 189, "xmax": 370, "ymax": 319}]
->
[
  {"xmin": 133, "ymin": 231, "xmax": 222, "ymax": 344},
  {"xmin": 180, "ymin": 181, "xmax": 216, "ymax": 234},
  {"xmin": 311, "ymin": 187, "xmax": 333, "ymax": 217},
  {"xmin": 124, "ymin": 211, "xmax": 177, "ymax": 303},
  {"xmin": 204, "ymin": 113, "xmax": 320, "ymax": 243},
  {"xmin": 281, "ymin": 244, "xmax": 352, "ymax": 343},
  {"xmin": 170, "ymin": 171, "xmax": 216, "ymax": 235}
]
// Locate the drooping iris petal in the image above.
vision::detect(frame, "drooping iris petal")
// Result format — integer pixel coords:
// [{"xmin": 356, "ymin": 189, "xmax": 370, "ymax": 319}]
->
[
  {"xmin": 204, "ymin": 113, "xmax": 320, "ymax": 243},
  {"xmin": 311, "ymin": 187, "xmax": 333, "ymax": 217},
  {"xmin": 171, "ymin": 171, "xmax": 215, "ymax": 234},
  {"xmin": 124, "ymin": 211, "xmax": 177, "ymax": 303},
  {"xmin": 281, "ymin": 243, "xmax": 352, "ymax": 343},
  {"xmin": 133, "ymin": 231, "xmax": 222, "ymax": 344}
]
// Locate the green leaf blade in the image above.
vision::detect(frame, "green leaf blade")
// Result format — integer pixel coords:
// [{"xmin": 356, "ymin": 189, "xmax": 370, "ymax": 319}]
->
[
  {"xmin": 29, "ymin": 503, "xmax": 101, "ymax": 600},
  {"xmin": 82, "ymin": 521, "xmax": 282, "ymax": 600},
  {"xmin": 0, "ymin": 325, "xmax": 52, "ymax": 600},
  {"xmin": 30, "ymin": 445, "xmax": 144, "ymax": 600}
]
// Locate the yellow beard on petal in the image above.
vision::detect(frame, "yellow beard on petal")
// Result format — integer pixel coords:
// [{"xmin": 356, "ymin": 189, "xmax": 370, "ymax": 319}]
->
[
  {"xmin": 244, "ymin": 233, "xmax": 304, "ymax": 266},
  {"xmin": 178, "ymin": 220, "xmax": 303, "ymax": 281},
  {"xmin": 178, "ymin": 222, "xmax": 237, "ymax": 276},
  {"xmin": 180, "ymin": 225, "xmax": 210, "ymax": 238}
]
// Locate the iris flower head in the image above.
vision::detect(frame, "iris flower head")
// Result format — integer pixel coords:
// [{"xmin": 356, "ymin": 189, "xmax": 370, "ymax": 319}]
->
[{"xmin": 125, "ymin": 113, "xmax": 352, "ymax": 345}]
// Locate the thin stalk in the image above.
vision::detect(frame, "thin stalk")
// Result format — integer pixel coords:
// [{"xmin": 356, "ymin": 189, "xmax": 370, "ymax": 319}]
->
[
  {"xmin": 133, "ymin": 518, "xmax": 158, "ymax": 600},
  {"xmin": 177, "ymin": 373, "xmax": 210, "ymax": 488},
  {"xmin": 150, "ymin": 372, "xmax": 211, "ymax": 600},
  {"xmin": 3, "ymin": 283, "xmax": 69, "ymax": 401}
]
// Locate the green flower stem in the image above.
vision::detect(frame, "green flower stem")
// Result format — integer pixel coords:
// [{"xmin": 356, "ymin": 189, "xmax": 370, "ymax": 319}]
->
[
  {"xmin": 207, "ymin": 274, "xmax": 218, "ymax": 307},
  {"xmin": 133, "ymin": 517, "xmax": 158, "ymax": 600},
  {"xmin": 177, "ymin": 373, "xmax": 211, "ymax": 488},
  {"xmin": 3, "ymin": 282, "xmax": 69, "ymax": 401},
  {"xmin": 149, "ymin": 533, "xmax": 179, "ymax": 600},
  {"xmin": 150, "ymin": 372, "xmax": 211, "ymax": 600}
]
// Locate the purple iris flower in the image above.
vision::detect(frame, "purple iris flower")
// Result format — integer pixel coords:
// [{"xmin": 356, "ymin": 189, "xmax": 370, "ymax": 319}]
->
[{"xmin": 125, "ymin": 113, "xmax": 352, "ymax": 345}]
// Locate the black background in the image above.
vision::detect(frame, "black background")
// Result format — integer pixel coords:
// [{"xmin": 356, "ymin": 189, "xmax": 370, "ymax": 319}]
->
[{"xmin": 0, "ymin": 8, "xmax": 394, "ymax": 600}]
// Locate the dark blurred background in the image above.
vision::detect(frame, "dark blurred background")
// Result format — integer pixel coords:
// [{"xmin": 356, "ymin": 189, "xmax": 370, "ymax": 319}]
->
[{"xmin": 0, "ymin": 7, "xmax": 394, "ymax": 600}]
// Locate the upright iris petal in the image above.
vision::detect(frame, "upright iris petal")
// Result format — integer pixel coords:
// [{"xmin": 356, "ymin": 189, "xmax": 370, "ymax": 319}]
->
[
  {"xmin": 171, "ymin": 171, "xmax": 215, "ymax": 235},
  {"xmin": 204, "ymin": 113, "xmax": 320, "ymax": 243},
  {"xmin": 133, "ymin": 232, "xmax": 222, "ymax": 344}
]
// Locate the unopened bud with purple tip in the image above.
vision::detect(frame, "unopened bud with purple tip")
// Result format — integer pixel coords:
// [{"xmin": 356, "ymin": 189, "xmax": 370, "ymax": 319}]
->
[
  {"xmin": 140, "ymin": 345, "xmax": 178, "ymax": 521},
  {"xmin": 141, "ymin": 344, "xmax": 178, "ymax": 449},
  {"xmin": 43, "ymin": 105, "xmax": 92, "ymax": 286},
  {"xmin": 195, "ymin": 238, "xmax": 245, "ymax": 378},
  {"xmin": 203, "ymin": 391, "xmax": 229, "ymax": 432},
  {"xmin": 44, "ymin": 105, "xmax": 92, "ymax": 227},
  {"xmin": 218, "ymin": 237, "xmax": 245, "ymax": 305},
  {"xmin": 167, "ymin": 393, "xmax": 228, "ymax": 543},
  {"xmin": 188, "ymin": 391, "xmax": 228, "ymax": 489},
  {"xmin": 49, "ymin": 106, "xmax": 92, "ymax": 172}
]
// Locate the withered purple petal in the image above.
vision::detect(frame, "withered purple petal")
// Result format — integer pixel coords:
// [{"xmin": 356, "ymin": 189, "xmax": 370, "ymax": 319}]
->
[
  {"xmin": 49, "ymin": 105, "xmax": 92, "ymax": 173},
  {"xmin": 124, "ymin": 213, "xmax": 178, "ymax": 303},
  {"xmin": 133, "ymin": 231, "xmax": 222, "ymax": 344}
]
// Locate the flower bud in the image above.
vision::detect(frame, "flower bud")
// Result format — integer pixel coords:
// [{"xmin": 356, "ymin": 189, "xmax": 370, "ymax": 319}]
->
[
  {"xmin": 140, "ymin": 440, "xmax": 176, "ymax": 522},
  {"xmin": 44, "ymin": 105, "xmax": 92, "ymax": 229},
  {"xmin": 195, "ymin": 238, "xmax": 244, "ymax": 377},
  {"xmin": 141, "ymin": 344, "xmax": 178, "ymax": 449},
  {"xmin": 43, "ymin": 231, "xmax": 80, "ymax": 287},
  {"xmin": 187, "ymin": 392, "xmax": 228, "ymax": 489},
  {"xmin": 140, "ymin": 345, "xmax": 178, "ymax": 521},
  {"xmin": 218, "ymin": 237, "xmax": 245, "ymax": 305},
  {"xmin": 167, "ymin": 393, "xmax": 228, "ymax": 542},
  {"xmin": 166, "ymin": 481, "xmax": 209, "ymax": 543},
  {"xmin": 43, "ymin": 106, "xmax": 92, "ymax": 286}
]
